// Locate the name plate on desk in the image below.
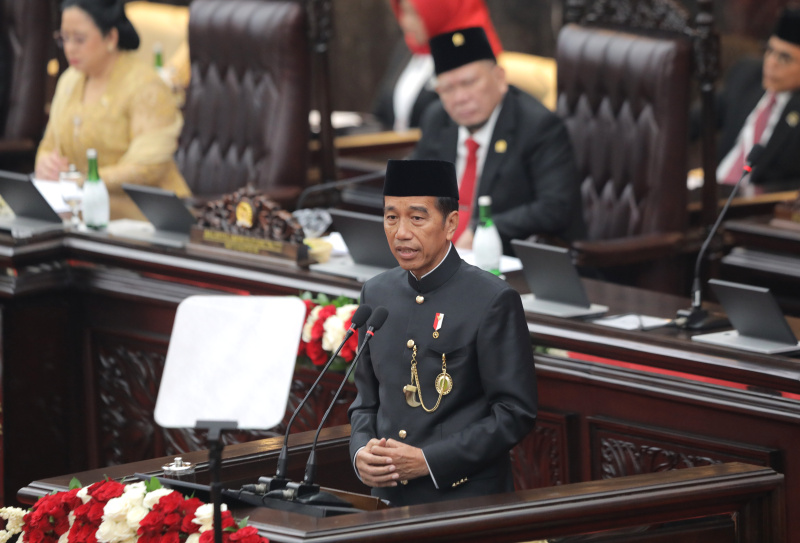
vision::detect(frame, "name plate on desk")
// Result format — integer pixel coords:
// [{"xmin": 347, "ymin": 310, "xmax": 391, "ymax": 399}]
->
[
  {"xmin": 190, "ymin": 226, "xmax": 309, "ymax": 262},
  {"xmin": 189, "ymin": 188, "xmax": 312, "ymax": 265}
]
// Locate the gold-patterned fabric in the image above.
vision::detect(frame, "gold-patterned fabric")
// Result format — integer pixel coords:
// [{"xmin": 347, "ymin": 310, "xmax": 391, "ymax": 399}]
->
[{"xmin": 36, "ymin": 51, "xmax": 190, "ymax": 220}]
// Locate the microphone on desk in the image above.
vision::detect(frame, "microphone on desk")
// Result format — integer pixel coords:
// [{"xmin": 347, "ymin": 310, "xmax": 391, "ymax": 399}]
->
[
  {"xmin": 250, "ymin": 303, "xmax": 372, "ymax": 495},
  {"xmin": 289, "ymin": 306, "xmax": 389, "ymax": 505},
  {"xmin": 677, "ymin": 144, "xmax": 766, "ymax": 330},
  {"xmin": 295, "ymin": 169, "xmax": 386, "ymax": 209}
]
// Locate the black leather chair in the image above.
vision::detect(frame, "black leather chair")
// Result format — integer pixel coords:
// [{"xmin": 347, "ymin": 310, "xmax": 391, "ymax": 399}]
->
[
  {"xmin": 0, "ymin": 0, "xmax": 57, "ymax": 172},
  {"xmin": 176, "ymin": 0, "xmax": 310, "ymax": 207},
  {"xmin": 557, "ymin": 0, "xmax": 718, "ymax": 292}
]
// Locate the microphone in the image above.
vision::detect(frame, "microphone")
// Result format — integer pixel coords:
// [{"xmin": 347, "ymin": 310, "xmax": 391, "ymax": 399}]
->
[
  {"xmin": 677, "ymin": 144, "xmax": 765, "ymax": 330},
  {"xmin": 295, "ymin": 169, "xmax": 385, "ymax": 209},
  {"xmin": 292, "ymin": 306, "xmax": 389, "ymax": 504},
  {"xmin": 265, "ymin": 304, "xmax": 373, "ymax": 490}
]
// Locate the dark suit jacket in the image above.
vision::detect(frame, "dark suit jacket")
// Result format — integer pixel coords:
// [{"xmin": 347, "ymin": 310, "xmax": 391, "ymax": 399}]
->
[
  {"xmin": 372, "ymin": 42, "xmax": 440, "ymax": 131},
  {"xmin": 717, "ymin": 59, "xmax": 800, "ymax": 190},
  {"xmin": 412, "ymin": 86, "xmax": 586, "ymax": 252},
  {"xmin": 348, "ymin": 248, "xmax": 537, "ymax": 507}
]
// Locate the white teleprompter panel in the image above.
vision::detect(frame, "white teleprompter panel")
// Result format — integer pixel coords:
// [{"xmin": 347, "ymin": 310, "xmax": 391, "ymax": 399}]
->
[{"xmin": 155, "ymin": 295, "xmax": 305, "ymax": 430}]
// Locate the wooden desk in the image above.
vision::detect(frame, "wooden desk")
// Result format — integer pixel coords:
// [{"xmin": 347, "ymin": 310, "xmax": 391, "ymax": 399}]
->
[
  {"xmin": 17, "ymin": 427, "xmax": 785, "ymax": 543},
  {"xmin": 721, "ymin": 216, "xmax": 800, "ymax": 316},
  {"xmin": 5, "ymin": 229, "xmax": 800, "ymax": 538}
]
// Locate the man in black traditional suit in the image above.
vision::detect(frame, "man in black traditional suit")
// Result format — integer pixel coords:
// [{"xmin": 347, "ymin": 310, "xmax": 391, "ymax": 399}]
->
[
  {"xmin": 411, "ymin": 27, "xmax": 584, "ymax": 254},
  {"xmin": 715, "ymin": 8, "xmax": 800, "ymax": 190},
  {"xmin": 348, "ymin": 159, "xmax": 537, "ymax": 507}
]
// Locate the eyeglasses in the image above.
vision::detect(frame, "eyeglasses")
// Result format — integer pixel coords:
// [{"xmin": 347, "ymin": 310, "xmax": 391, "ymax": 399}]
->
[
  {"xmin": 764, "ymin": 44, "xmax": 798, "ymax": 66},
  {"xmin": 53, "ymin": 31, "xmax": 88, "ymax": 48}
]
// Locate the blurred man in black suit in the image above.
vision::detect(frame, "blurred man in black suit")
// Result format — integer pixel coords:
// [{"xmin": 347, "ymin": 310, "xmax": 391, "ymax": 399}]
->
[{"xmin": 716, "ymin": 8, "xmax": 800, "ymax": 190}]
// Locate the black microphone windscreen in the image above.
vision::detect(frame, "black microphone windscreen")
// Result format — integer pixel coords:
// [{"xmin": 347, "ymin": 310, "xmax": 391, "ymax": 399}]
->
[
  {"xmin": 368, "ymin": 306, "xmax": 389, "ymax": 331},
  {"xmin": 350, "ymin": 304, "xmax": 372, "ymax": 329},
  {"xmin": 747, "ymin": 143, "xmax": 766, "ymax": 166}
]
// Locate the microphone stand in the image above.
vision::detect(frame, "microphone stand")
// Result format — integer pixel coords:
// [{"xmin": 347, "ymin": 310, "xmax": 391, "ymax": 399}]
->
[
  {"xmin": 256, "ymin": 305, "xmax": 372, "ymax": 493},
  {"xmin": 291, "ymin": 307, "xmax": 388, "ymax": 506},
  {"xmin": 677, "ymin": 145, "xmax": 765, "ymax": 330},
  {"xmin": 225, "ymin": 307, "xmax": 388, "ymax": 517}
]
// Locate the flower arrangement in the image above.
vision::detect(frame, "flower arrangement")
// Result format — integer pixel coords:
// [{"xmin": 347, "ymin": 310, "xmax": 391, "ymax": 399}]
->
[
  {"xmin": 11, "ymin": 477, "xmax": 267, "ymax": 543},
  {"xmin": 296, "ymin": 292, "xmax": 360, "ymax": 370}
]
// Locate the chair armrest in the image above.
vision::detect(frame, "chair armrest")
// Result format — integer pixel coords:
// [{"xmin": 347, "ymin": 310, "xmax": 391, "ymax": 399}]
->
[
  {"xmin": 0, "ymin": 139, "xmax": 37, "ymax": 154},
  {"xmin": 572, "ymin": 231, "xmax": 685, "ymax": 268}
]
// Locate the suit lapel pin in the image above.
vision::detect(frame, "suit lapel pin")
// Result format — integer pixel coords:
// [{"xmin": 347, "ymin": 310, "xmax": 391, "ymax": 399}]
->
[
  {"xmin": 433, "ymin": 312, "xmax": 444, "ymax": 338},
  {"xmin": 494, "ymin": 139, "xmax": 507, "ymax": 154},
  {"xmin": 787, "ymin": 111, "xmax": 800, "ymax": 127}
]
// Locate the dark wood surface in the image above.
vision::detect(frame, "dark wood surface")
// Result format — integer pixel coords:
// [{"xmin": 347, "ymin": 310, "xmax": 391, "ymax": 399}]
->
[
  {"xmin": 17, "ymin": 426, "xmax": 785, "ymax": 543},
  {"xmin": 4, "ymin": 228, "xmax": 800, "ymax": 538}
]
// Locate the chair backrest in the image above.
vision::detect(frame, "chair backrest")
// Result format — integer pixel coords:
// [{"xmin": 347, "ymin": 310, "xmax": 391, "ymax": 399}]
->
[
  {"xmin": 177, "ymin": 0, "xmax": 310, "ymax": 197},
  {"xmin": 498, "ymin": 52, "xmax": 557, "ymax": 111},
  {"xmin": 557, "ymin": 23, "xmax": 692, "ymax": 241},
  {"xmin": 0, "ymin": 0, "xmax": 54, "ymax": 141}
]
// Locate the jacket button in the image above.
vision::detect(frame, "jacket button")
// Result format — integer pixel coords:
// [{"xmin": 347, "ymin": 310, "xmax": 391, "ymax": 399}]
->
[
  {"xmin": 407, "ymin": 339, "xmax": 415, "ymax": 348},
  {"xmin": 399, "ymin": 429, "xmax": 407, "ymax": 439},
  {"xmin": 416, "ymin": 295, "xmax": 424, "ymax": 304}
]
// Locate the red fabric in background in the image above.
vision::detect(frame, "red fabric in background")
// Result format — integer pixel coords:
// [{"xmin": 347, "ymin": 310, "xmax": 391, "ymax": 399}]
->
[{"xmin": 391, "ymin": 0, "xmax": 504, "ymax": 55}]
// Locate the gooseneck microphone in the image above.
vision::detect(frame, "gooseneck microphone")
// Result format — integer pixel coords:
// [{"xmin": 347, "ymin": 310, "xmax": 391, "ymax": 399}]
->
[
  {"xmin": 677, "ymin": 144, "xmax": 765, "ymax": 330},
  {"xmin": 301, "ymin": 306, "xmax": 389, "ymax": 493},
  {"xmin": 270, "ymin": 304, "xmax": 372, "ymax": 486}
]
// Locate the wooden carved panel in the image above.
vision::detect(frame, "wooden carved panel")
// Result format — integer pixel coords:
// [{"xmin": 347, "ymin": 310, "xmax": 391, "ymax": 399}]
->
[
  {"xmin": 89, "ymin": 333, "xmax": 354, "ymax": 467},
  {"xmin": 511, "ymin": 409, "xmax": 576, "ymax": 490},
  {"xmin": 589, "ymin": 416, "xmax": 780, "ymax": 480},
  {"xmin": 566, "ymin": 0, "xmax": 691, "ymax": 33}
]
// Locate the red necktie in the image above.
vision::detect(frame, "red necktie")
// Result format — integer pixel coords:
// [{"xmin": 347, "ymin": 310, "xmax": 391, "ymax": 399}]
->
[
  {"xmin": 723, "ymin": 93, "xmax": 777, "ymax": 184},
  {"xmin": 454, "ymin": 138, "xmax": 479, "ymax": 241}
]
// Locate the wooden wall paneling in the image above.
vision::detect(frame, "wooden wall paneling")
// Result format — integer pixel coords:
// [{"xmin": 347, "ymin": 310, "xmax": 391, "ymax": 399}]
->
[
  {"xmin": 536, "ymin": 353, "xmax": 800, "ymax": 539},
  {"xmin": 511, "ymin": 408, "xmax": 578, "ymax": 489},
  {"xmin": 1, "ymin": 292, "xmax": 81, "ymax": 506},
  {"xmin": 588, "ymin": 416, "xmax": 780, "ymax": 479}
]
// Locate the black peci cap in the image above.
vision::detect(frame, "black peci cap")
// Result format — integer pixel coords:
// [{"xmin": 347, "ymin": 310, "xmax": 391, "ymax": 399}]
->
[
  {"xmin": 774, "ymin": 8, "xmax": 800, "ymax": 46},
  {"xmin": 383, "ymin": 160, "xmax": 459, "ymax": 200},
  {"xmin": 429, "ymin": 27, "xmax": 496, "ymax": 76}
]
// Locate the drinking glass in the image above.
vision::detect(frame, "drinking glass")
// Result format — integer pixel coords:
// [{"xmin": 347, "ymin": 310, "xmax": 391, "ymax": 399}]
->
[{"xmin": 59, "ymin": 168, "xmax": 83, "ymax": 226}]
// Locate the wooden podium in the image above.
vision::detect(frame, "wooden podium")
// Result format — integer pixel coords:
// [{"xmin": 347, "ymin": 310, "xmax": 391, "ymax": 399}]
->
[{"xmin": 18, "ymin": 425, "xmax": 785, "ymax": 542}]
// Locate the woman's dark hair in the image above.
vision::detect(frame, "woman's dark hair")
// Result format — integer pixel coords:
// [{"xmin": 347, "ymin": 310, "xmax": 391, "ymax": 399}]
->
[{"xmin": 61, "ymin": 0, "xmax": 140, "ymax": 50}]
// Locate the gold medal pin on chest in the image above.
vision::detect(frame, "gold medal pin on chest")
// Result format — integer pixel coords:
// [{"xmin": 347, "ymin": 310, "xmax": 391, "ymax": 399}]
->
[
  {"xmin": 433, "ymin": 312, "xmax": 444, "ymax": 338},
  {"xmin": 405, "ymin": 344, "xmax": 452, "ymax": 412}
]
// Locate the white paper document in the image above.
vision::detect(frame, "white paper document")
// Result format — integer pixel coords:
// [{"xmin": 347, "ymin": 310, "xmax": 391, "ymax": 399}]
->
[{"xmin": 592, "ymin": 314, "xmax": 673, "ymax": 331}]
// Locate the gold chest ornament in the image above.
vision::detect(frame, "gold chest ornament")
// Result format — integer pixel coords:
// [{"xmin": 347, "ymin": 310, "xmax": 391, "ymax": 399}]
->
[{"xmin": 403, "ymin": 344, "xmax": 452, "ymax": 412}]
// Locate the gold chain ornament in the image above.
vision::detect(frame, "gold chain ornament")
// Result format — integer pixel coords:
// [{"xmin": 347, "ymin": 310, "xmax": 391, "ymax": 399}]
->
[{"xmin": 403, "ymin": 345, "xmax": 452, "ymax": 412}]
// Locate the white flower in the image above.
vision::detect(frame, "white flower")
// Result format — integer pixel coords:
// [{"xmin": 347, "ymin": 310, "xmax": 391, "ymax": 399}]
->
[
  {"xmin": 0, "ymin": 507, "xmax": 25, "ymax": 533},
  {"xmin": 125, "ymin": 504, "xmax": 149, "ymax": 529},
  {"xmin": 186, "ymin": 535, "xmax": 201, "ymax": 543},
  {"xmin": 96, "ymin": 519, "xmax": 135, "ymax": 543},
  {"xmin": 77, "ymin": 486, "xmax": 91, "ymax": 503},
  {"xmin": 322, "ymin": 314, "xmax": 346, "ymax": 351},
  {"xmin": 302, "ymin": 305, "xmax": 324, "ymax": 342},
  {"xmin": 192, "ymin": 502, "xmax": 226, "ymax": 533},
  {"xmin": 57, "ymin": 533, "xmax": 70, "ymax": 543},
  {"xmin": 142, "ymin": 487, "xmax": 175, "ymax": 509}
]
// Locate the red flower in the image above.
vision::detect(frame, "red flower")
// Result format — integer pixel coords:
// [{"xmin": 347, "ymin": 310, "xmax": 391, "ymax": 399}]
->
[
  {"xmin": 230, "ymin": 525, "xmax": 268, "ymax": 543},
  {"xmin": 198, "ymin": 510, "xmax": 238, "ymax": 543},
  {"xmin": 68, "ymin": 480, "xmax": 125, "ymax": 543},
  {"xmin": 297, "ymin": 299, "xmax": 317, "ymax": 357},
  {"xmin": 181, "ymin": 497, "xmax": 204, "ymax": 534},
  {"xmin": 339, "ymin": 308, "xmax": 359, "ymax": 362},
  {"xmin": 306, "ymin": 305, "xmax": 337, "ymax": 366},
  {"xmin": 22, "ymin": 489, "xmax": 82, "ymax": 543}
]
